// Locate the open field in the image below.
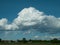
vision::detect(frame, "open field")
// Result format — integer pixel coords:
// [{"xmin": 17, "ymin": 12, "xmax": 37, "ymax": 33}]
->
[
  {"xmin": 0, "ymin": 38, "xmax": 60, "ymax": 45},
  {"xmin": 0, "ymin": 42, "xmax": 60, "ymax": 45}
]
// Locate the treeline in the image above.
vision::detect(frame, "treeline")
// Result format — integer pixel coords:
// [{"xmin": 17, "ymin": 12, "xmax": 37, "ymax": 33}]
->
[{"xmin": 0, "ymin": 38, "xmax": 60, "ymax": 43}]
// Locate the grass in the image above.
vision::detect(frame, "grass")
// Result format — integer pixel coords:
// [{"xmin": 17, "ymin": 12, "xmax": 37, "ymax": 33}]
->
[{"xmin": 0, "ymin": 42, "xmax": 60, "ymax": 45}]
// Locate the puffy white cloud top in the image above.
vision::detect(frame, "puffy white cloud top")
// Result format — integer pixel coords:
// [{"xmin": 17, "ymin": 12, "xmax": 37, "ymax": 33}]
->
[{"xmin": 0, "ymin": 7, "xmax": 60, "ymax": 34}]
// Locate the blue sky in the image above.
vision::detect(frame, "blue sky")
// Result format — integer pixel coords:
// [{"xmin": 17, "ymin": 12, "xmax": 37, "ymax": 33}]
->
[
  {"xmin": 0, "ymin": 0, "xmax": 60, "ymax": 21},
  {"xmin": 0, "ymin": 0, "xmax": 60, "ymax": 40}
]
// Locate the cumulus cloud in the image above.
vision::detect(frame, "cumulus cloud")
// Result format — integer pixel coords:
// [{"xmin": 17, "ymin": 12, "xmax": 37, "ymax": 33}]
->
[
  {"xmin": 34, "ymin": 36, "xmax": 39, "ymax": 38},
  {"xmin": 0, "ymin": 7, "xmax": 60, "ymax": 34},
  {"xmin": 0, "ymin": 18, "xmax": 7, "ymax": 26}
]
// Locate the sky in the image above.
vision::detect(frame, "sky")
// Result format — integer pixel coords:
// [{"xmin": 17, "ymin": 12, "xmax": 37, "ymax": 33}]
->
[{"xmin": 0, "ymin": 0, "xmax": 60, "ymax": 40}]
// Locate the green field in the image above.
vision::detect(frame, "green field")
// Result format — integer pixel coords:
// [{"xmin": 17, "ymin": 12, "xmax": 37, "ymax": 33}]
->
[
  {"xmin": 0, "ymin": 42, "xmax": 60, "ymax": 45},
  {"xmin": 0, "ymin": 38, "xmax": 60, "ymax": 45}
]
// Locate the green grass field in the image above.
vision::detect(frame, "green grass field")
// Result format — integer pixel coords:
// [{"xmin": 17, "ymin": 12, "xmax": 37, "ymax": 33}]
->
[
  {"xmin": 0, "ymin": 38, "xmax": 60, "ymax": 45},
  {"xmin": 0, "ymin": 42, "xmax": 60, "ymax": 45}
]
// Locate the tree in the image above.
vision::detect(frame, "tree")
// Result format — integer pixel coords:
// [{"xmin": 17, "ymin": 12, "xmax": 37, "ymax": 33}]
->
[
  {"xmin": 22, "ymin": 38, "xmax": 27, "ymax": 43},
  {"xmin": 29, "ymin": 39, "xmax": 32, "ymax": 42},
  {"xmin": 51, "ymin": 38, "xmax": 59, "ymax": 43},
  {"xmin": 17, "ymin": 40, "xmax": 20, "ymax": 42},
  {"xmin": 0, "ymin": 38, "xmax": 2, "ymax": 42},
  {"xmin": 28, "ymin": 39, "xmax": 32, "ymax": 43}
]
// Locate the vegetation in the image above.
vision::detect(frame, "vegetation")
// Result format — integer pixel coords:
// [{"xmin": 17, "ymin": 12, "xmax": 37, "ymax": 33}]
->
[{"xmin": 0, "ymin": 38, "xmax": 60, "ymax": 45}]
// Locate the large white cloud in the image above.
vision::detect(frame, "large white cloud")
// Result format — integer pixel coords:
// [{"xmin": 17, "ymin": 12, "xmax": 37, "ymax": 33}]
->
[{"xmin": 0, "ymin": 7, "xmax": 60, "ymax": 34}]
